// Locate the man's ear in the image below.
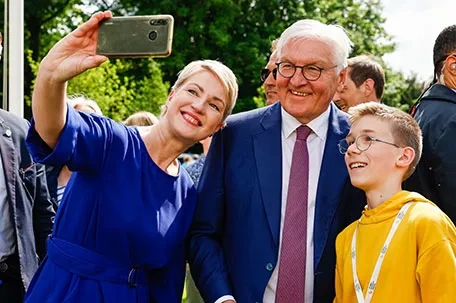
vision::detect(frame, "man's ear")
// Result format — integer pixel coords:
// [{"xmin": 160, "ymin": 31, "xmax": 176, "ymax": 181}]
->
[
  {"xmin": 337, "ymin": 67, "xmax": 348, "ymax": 91},
  {"xmin": 397, "ymin": 146, "xmax": 415, "ymax": 168},
  {"xmin": 446, "ymin": 56, "xmax": 456, "ymax": 76},
  {"xmin": 362, "ymin": 78, "xmax": 375, "ymax": 98}
]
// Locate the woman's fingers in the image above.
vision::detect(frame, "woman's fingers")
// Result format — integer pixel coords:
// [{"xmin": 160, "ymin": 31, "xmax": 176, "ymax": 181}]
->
[
  {"xmin": 73, "ymin": 11, "xmax": 113, "ymax": 38},
  {"xmin": 81, "ymin": 55, "xmax": 109, "ymax": 71}
]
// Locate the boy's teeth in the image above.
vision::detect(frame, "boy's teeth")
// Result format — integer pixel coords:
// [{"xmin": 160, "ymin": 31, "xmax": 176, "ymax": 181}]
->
[{"xmin": 350, "ymin": 162, "xmax": 367, "ymax": 169}]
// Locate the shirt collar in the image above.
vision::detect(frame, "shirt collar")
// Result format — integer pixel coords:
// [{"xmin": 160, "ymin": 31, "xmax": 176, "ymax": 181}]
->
[{"xmin": 281, "ymin": 105, "xmax": 331, "ymax": 140}]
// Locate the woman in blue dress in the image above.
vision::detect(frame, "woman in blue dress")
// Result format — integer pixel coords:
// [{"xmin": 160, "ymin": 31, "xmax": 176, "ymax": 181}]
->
[{"xmin": 24, "ymin": 11, "xmax": 238, "ymax": 303}]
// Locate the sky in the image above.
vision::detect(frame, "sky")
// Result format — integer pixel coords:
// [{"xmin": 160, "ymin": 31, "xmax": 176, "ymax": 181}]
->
[{"xmin": 381, "ymin": 0, "xmax": 454, "ymax": 81}]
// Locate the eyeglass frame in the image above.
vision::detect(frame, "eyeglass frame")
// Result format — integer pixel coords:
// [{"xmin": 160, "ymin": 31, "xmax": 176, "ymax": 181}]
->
[
  {"xmin": 260, "ymin": 68, "xmax": 277, "ymax": 83},
  {"xmin": 275, "ymin": 62, "xmax": 338, "ymax": 81},
  {"xmin": 337, "ymin": 133, "xmax": 401, "ymax": 154}
]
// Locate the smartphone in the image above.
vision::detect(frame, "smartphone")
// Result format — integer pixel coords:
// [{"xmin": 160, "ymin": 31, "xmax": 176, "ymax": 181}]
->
[{"xmin": 96, "ymin": 15, "xmax": 174, "ymax": 58}]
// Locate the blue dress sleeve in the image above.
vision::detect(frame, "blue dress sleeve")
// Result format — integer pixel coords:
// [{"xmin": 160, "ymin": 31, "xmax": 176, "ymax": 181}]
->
[{"xmin": 26, "ymin": 105, "xmax": 125, "ymax": 174}]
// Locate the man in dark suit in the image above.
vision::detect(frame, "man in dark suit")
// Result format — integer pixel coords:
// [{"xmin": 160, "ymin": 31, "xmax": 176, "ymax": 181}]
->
[
  {"xmin": 0, "ymin": 30, "xmax": 55, "ymax": 302},
  {"xmin": 406, "ymin": 24, "xmax": 456, "ymax": 223},
  {"xmin": 188, "ymin": 19, "xmax": 364, "ymax": 303}
]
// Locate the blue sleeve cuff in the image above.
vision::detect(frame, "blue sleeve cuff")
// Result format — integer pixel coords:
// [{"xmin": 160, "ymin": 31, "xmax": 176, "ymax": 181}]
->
[{"xmin": 26, "ymin": 105, "xmax": 80, "ymax": 166}]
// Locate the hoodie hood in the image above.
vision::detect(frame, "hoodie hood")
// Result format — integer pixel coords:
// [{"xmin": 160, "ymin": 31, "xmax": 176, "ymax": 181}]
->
[{"xmin": 360, "ymin": 191, "xmax": 433, "ymax": 224}]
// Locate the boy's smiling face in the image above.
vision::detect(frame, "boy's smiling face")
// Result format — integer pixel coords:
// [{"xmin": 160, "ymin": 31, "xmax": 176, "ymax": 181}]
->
[{"xmin": 344, "ymin": 115, "xmax": 404, "ymax": 191}]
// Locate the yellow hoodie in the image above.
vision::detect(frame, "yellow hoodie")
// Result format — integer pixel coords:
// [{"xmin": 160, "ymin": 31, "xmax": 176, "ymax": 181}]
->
[{"xmin": 334, "ymin": 191, "xmax": 456, "ymax": 303}]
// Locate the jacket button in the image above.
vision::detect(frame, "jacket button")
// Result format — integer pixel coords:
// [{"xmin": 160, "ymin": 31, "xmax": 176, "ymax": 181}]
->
[{"xmin": 265, "ymin": 263, "xmax": 274, "ymax": 271}]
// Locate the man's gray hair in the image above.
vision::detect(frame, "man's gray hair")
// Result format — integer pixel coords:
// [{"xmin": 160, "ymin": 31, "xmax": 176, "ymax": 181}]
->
[{"xmin": 276, "ymin": 19, "xmax": 353, "ymax": 72}]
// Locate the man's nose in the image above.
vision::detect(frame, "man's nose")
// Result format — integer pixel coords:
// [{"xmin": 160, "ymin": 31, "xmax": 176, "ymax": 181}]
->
[{"xmin": 290, "ymin": 67, "xmax": 309, "ymax": 86}]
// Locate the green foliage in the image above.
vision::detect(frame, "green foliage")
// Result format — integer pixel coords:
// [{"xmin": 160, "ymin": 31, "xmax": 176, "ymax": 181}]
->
[
  {"xmin": 15, "ymin": 0, "xmax": 170, "ymax": 119},
  {"xmin": 253, "ymin": 85, "xmax": 268, "ymax": 108},
  {"xmin": 382, "ymin": 69, "xmax": 424, "ymax": 112},
  {"xmin": 87, "ymin": 0, "xmax": 396, "ymax": 112},
  {"xmin": 67, "ymin": 58, "xmax": 169, "ymax": 121},
  {"xmin": 3, "ymin": 0, "xmax": 426, "ymax": 117}
]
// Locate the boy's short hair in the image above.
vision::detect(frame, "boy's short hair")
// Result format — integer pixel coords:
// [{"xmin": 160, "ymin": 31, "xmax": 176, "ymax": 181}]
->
[{"xmin": 348, "ymin": 102, "xmax": 422, "ymax": 180}]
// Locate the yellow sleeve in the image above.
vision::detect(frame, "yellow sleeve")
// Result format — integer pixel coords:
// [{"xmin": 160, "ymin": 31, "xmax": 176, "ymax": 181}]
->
[
  {"xmin": 334, "ymin": 261, "xmax": 342, "ymax": 303},
  {"xmin": 417, "ymin": 239, "xmax": 456, "ymax": 302},
  {"xmin": 334, "ymin": 230, "xmax": 346, "ymax": 303}
]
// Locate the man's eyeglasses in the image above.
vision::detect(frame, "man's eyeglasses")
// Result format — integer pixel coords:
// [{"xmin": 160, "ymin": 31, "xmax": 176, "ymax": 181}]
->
[
  {"xmin": 260, "ymin": 68, "xmax": 277, "ymax": 82},
  {"xmin": 338, "ymin": 134, "xmax": 401, "ymax": 154},
  {"xmin": 276, "ymin": 62, "xmax": 338, "ymax": 81}
]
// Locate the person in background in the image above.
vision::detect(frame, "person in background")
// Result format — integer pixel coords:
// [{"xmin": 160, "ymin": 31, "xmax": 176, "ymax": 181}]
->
[
  {"xmin": 23, "ymin": 11, "xmax": 238, "ymax": 303},
  {"xmin": 260, "ymin": 39, "xmax": 279, "ymax": 106},
  {"xmin": 335, "ymin": 102, "xmax": 456, "ymax": 303},
  {"xmin": 46, "ymin": 96, "xmax": 103, "ymax": 209},
  {"xmin": 333, "ymin": 55, "xmax": 385, "ymax": 112},
  {"xmin": 405, "ymin": 24, "xmax": 456, "ymax": 223},
  {"xmin": 188, "ymin": 19, "xmax": 364, "ymax": 303},
  {"xmin": 0, "ymin": 31, "xmax": 55, "ymax": 303},
  {"xmin": 69, "ymin": 96, "xmax": 102, "ymax": 115},
  {"xmin": 181, "ymin": 154, "xmax": 195, "ymax": 169},
  {"xmin": 185, "ymin": 136, "xmax": 212, "ymax": 188},
  {"xmin": 123, "ymin": 111, "xmax": 159, "ymax": 127}
]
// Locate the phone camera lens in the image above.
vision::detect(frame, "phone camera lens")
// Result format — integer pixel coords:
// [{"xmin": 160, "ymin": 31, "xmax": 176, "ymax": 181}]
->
[
  {"xmin": 150, "ymin": 20, "xmax": 156, "ymax": 25},
  {"xmin": 149, "ymin": 31, "xmax": 158, "ymax": 41}
]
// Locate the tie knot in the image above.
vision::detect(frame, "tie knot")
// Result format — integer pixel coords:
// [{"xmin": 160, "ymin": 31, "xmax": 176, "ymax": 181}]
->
[{"xmin": 296, "ymin": 125, "xmax": 311, "ymax": 141}]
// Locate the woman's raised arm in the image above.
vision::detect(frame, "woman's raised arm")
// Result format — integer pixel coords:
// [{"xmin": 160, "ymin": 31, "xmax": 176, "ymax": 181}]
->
[{"xmin": 32, "ymin": 11, "xmax": 111, "ymax": 148}]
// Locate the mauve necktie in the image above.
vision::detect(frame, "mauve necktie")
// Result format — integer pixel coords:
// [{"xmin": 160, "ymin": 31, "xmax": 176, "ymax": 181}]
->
[{"xmin": 276, "ymin": 125, "xmax": 311, "ymax": 303}]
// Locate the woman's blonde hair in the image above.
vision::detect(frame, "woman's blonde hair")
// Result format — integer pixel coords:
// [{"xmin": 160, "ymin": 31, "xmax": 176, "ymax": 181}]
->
[{"xmin": 162, "ymin": 60, "xmax": 238, "ymax": 120}]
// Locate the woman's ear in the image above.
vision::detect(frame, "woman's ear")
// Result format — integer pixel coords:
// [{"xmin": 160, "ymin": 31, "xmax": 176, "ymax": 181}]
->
[
  {"xmin": 397, "ymin": 146, "xmax": 415, "ymax": 168},
  {"xmin": 210, "ymin": 122, "xmax": 227, "ymax": 137},
  {"xmin": 168, "ymin": 90, "xmax": 175, "ymax": 102}
]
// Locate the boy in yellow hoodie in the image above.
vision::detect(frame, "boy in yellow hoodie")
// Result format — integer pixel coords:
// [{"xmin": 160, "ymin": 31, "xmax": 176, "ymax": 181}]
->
[{"xmin": 334, "ymin": 102, "xmax": 456, "ymax": 303}]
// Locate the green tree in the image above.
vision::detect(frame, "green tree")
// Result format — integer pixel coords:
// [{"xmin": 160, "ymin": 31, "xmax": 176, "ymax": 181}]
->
[
  {"xmin": 66, "ymin": 58, "xmax": 169, "ymax": 121},
  {"xmin": 382, "ymin": 70, "xmax": 425, "ymax": 112},
  {"xmin": 0, "ymin": 0, "xmax": 424, "ymax": 116},
  {"xmin": 86, "ymin": 0, "xmax": 394, "ymax": 112},
  {"xmin": 15, "ymin": 0, "xmax": 170, "ymax": 119}
]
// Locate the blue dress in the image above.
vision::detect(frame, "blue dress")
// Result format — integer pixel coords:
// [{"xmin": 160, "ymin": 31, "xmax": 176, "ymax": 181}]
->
[{"xmin": 24, "ymin": 107, "xmax": 196, "ymax": 303}]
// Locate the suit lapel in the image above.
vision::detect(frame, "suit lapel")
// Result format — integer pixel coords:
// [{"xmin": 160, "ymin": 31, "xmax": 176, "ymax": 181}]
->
[
  {"xmin": 314, "ymin": 104, "xmax": 350, "ymax": 267},
  {"xmin": 253, "ymin": 103, "xmax": 282, "ymax": 248}
]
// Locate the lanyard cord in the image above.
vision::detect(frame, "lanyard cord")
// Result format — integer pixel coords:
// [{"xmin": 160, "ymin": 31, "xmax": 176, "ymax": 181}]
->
[{"xmin": 351, "ymin": 202, "xmax": 413, "ymax": 303}]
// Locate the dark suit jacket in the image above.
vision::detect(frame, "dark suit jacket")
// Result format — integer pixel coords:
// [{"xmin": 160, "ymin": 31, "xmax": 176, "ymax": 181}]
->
[
  {"xmin": 0, "ymin": 109, "xmax": 54, "ymax": 289},
  {"xmin": 405, "ymin": 84, "xmax": 456, "ymax": 223},
  {"xmin": 188, "ymin": 103, "xmax": 364, "ymax": 303}
]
